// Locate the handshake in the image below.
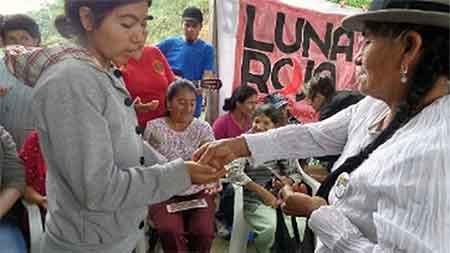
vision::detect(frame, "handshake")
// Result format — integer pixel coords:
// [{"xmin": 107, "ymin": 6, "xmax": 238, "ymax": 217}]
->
[{"xmin": 187, "ymin": 137, "xmax": 327, "ymax": 217}]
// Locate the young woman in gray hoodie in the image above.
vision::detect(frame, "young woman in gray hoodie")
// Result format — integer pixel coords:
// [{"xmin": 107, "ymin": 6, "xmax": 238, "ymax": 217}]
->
[{"xmin": 3, "ymin": 0, "xmax": 225, "ymax": 252}]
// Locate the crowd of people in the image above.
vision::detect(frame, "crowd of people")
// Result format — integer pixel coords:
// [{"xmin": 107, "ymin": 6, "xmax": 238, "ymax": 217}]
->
[{"xmin": 0, "ymin": 0, "xmax": 449, "ymax": 253}]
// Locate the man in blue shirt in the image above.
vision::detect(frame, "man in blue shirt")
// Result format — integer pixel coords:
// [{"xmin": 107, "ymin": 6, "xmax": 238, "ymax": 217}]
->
[{"xmin": 157, "ymin": 7, "xmax": 215, "ymax": 118}]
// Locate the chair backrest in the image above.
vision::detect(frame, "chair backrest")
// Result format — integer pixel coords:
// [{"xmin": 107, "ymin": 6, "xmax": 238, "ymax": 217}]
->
[
  {"xmin": 22, "ymin": 199, "xmax": 44, "ymax": 253},
  {"xmin": 294, "ymin": 160, "xmax": 321, "ymax": 249},
  {"xmin": 294, "ymin": 160, "xmax": 321, "ymax": 195},
  {"xmin": 229, "ymin": 184, "xmax": 251, "ymax": 253},
  {"xmin": 23, "ymin": 199, "xmax": 149, "ymax": 253}
]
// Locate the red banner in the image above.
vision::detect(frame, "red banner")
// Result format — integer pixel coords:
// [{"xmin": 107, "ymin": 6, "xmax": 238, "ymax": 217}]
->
[{"xmin": 233, "ymin": 0, "xmax": 362, "ymax": 122}]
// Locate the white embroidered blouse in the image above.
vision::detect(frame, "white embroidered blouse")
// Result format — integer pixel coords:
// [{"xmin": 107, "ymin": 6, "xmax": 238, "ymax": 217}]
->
[{"xmin": 244, "ymin": 96, "xmax": 450, "ymax": 252}]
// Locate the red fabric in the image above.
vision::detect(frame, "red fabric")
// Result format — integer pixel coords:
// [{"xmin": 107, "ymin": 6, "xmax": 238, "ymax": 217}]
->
[
  {"xmin": 122, "ymin": 46, "xmax": 175, "ymax": 128},
  {"xmin": 232, "ymin": 0, "xmax": 362, "ymax": 123},
  {"xmin": 280, "ymin": 57, "xmax": 303, "ymax": 96},
  {"xmin": 212, "ymin": 113, "xmax": 251, "ymax": 140},
  {"xmin": 19, "ymin": 130, "xmax": 46, "ymax": 196}
]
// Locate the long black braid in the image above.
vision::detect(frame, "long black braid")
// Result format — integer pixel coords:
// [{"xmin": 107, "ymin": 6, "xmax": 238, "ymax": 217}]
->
[{"xmin": 316, "ymin": 23, "xmax": 450, "ymax": 200}]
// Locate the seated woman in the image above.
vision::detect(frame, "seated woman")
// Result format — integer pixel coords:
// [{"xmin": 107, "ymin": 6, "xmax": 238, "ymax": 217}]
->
[
  {"xmin": 0, "ymin": 125, "xmax": 26, "ymax": 253},
  {"xmin": 227, "ymin": 104, "xmax": 305, "ymax": 253},
  {"xmin": 212, "ymin": 85, "xmax": 258, "ymax": 234},
  {"xmin": 0, "ymin": 14, "xmax": 41, "ymax": 148},
  {"xmin": 144, "ymin": 79, "xmax": 216, "ymax": 253},
  {"xmin": 212, "ymin": 85, "xmax": 258, "ymax": 140}
]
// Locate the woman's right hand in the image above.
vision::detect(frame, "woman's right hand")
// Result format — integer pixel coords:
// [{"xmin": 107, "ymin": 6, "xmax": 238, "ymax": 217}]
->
[
  {"xmin": 135, "ymin": 98, "xmax": 159, "ymax": 113},
  {"xmin": 279, "ymin": 184, "xmax": 326, "ymax": 217},
  {"xmin": 185, "ymin": 161, "xmax": 227, "ymax": 185},
  {"xmin": 193, "ymin": 137, "xmax": 250, "ymax": 170}
]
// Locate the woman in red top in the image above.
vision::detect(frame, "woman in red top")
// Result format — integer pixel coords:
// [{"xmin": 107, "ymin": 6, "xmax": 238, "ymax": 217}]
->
[{"xmin": 122, "ymin": 46, "xmax": 175, "ymax": 128}]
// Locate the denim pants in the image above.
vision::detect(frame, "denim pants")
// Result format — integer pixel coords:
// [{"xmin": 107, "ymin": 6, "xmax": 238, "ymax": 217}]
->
[{"xmin": 0, "ymin": 219, "xmax": 27, "ymax": 253}]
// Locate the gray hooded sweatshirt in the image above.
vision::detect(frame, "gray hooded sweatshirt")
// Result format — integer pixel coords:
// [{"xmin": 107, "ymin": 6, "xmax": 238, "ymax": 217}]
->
[{"xmin": 4, "ymin": 45, "xmax": 192, "ymax": 253}]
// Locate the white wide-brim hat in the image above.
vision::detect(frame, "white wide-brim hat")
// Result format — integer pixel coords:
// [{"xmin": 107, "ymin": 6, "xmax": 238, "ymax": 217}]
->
[{"xmin": 342, "ymin": 0, "xmax": 450, "ymax": 32}]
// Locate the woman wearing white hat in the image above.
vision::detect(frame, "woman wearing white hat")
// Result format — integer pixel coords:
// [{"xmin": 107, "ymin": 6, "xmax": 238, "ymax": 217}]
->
[{"xmin": 194, "ymin": 0, "xmax": 450, "ymax": 252}]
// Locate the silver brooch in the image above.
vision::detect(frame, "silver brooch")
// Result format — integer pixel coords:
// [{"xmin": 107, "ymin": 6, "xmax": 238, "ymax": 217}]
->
[{"xmin": 334, "ymin": 172, "xmax": 350, "ymax": 199}]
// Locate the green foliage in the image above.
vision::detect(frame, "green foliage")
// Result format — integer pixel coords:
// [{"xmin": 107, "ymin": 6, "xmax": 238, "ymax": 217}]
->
[
  {"xmin": 328, "ymin": 0, "xmax": 371, "ymax": 8},
  {"xmin": 148, "ymin": 0, "xmax": 210, "ymax": 45},
  {"xmin": 29, "ymin": 0, "xmax": 210, "ymax": 46},
  {"xmin": 29, "ymin": 0, "xmax": 64, "ymax": 46},
  {"xmin": 30, "ymin": 0, "xmax": 369, "ymax": 45}
]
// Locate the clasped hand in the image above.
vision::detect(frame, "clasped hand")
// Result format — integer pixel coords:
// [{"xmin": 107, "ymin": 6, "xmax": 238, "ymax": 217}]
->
[
  {"xmin": 278, "ymin": 184, "xmax": 327, "ymax": 217},
  {"xmin": 191, "ymin": 138, "xmax": 327, "ymax": 216},
  {"xmin": 189, "ymin": 138, "xmax": 248, "ymax": 193}
]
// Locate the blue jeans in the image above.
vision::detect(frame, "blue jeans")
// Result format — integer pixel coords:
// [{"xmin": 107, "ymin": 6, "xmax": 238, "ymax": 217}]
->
[{"xmin": 0, "ymin": 219, "xmax": 27, "ymax": 253}]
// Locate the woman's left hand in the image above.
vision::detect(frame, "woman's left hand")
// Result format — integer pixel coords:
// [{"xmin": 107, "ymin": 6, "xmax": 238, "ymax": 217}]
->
[
  {"xmin": 186, "ymin": 161, "xmax": 227, "ymax": 185},
  {"xmin": 279, "ymin": 185, "xmax": 327, "ymax": 217}
]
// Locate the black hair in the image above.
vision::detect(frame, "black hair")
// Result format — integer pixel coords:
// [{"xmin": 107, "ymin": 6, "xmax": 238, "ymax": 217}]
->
[
  {"xmin": 317, "ymin": 23, "xmax": 450, "ymax": 200},
  {"xmin": 304, "ymin": 71, "xmax": 336, "ymax": 102},
  {"xmin": 253, "ymin": 104, "xmax": 285, "ymax": 126},
  {"xmin": 182, "ymin": 6, "xmax": 203, "ymax": 24},
  {"xmin": 165, "ymin": 79, "xmax": 197, "ymax": 116},
  {"xmin": 1, "ymin": 14, "xmax": 41, "ymax": 45},
  {"xmin": 223, "ymin": 85, "xmax": 258, "ymax": 112},
  {"xmin": 54, "ymin": 0, "xmax": 152, "ymax": 39}
]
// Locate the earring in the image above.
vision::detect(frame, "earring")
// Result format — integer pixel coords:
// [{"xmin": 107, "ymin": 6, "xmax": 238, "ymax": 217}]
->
[{"xmin": 400, "ymin": 64, "xmax": 408, "ymax": 84}]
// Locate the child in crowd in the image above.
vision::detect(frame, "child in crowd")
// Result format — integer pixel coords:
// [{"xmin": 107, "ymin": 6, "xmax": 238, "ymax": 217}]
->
[{"xmin": 226, "ymin": 104, "xmax": 305, "ymax": 253}]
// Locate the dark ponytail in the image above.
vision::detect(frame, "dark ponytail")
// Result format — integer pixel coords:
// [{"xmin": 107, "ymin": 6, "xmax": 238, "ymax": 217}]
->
[
  {"xmin": 223, "ymin": 85, "xmax": 258, "ymax": 111},
  {"xmin": 317, "ymin": 23, "xmax": 450, "ymax": 200}
]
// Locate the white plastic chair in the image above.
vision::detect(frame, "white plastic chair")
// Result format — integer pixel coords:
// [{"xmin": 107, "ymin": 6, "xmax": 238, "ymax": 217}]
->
[
  {"xmin": 295, "ymin": 160, "xmax": 321, "ymax": 248},
  {"xmin": 229, "ymin": 184, "xmax": 252, "ymax": 253},
  {"xmin": 22, "ymin": 199, "xmax": 44, "ymax": 253},
  {"xmin": 134, "ymin": 224, "xmax": 147, "ymax": 253},
  {"xmin": 294, "ymin": 160, "xmax": 321, "ymax": 195},
  {"xmin": 22, "ymin": 199, "xmax": 149, "ymax": 253}
]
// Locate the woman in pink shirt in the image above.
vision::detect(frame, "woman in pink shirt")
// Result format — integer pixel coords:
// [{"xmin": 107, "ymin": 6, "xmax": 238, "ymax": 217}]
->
[
  {"xmin": 212, "ymin": 85, "xmax": 258, "ymax": 235},
  {"xmin": 212, "ymin": 85, "xmax": 258, "ymax": 140}
]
